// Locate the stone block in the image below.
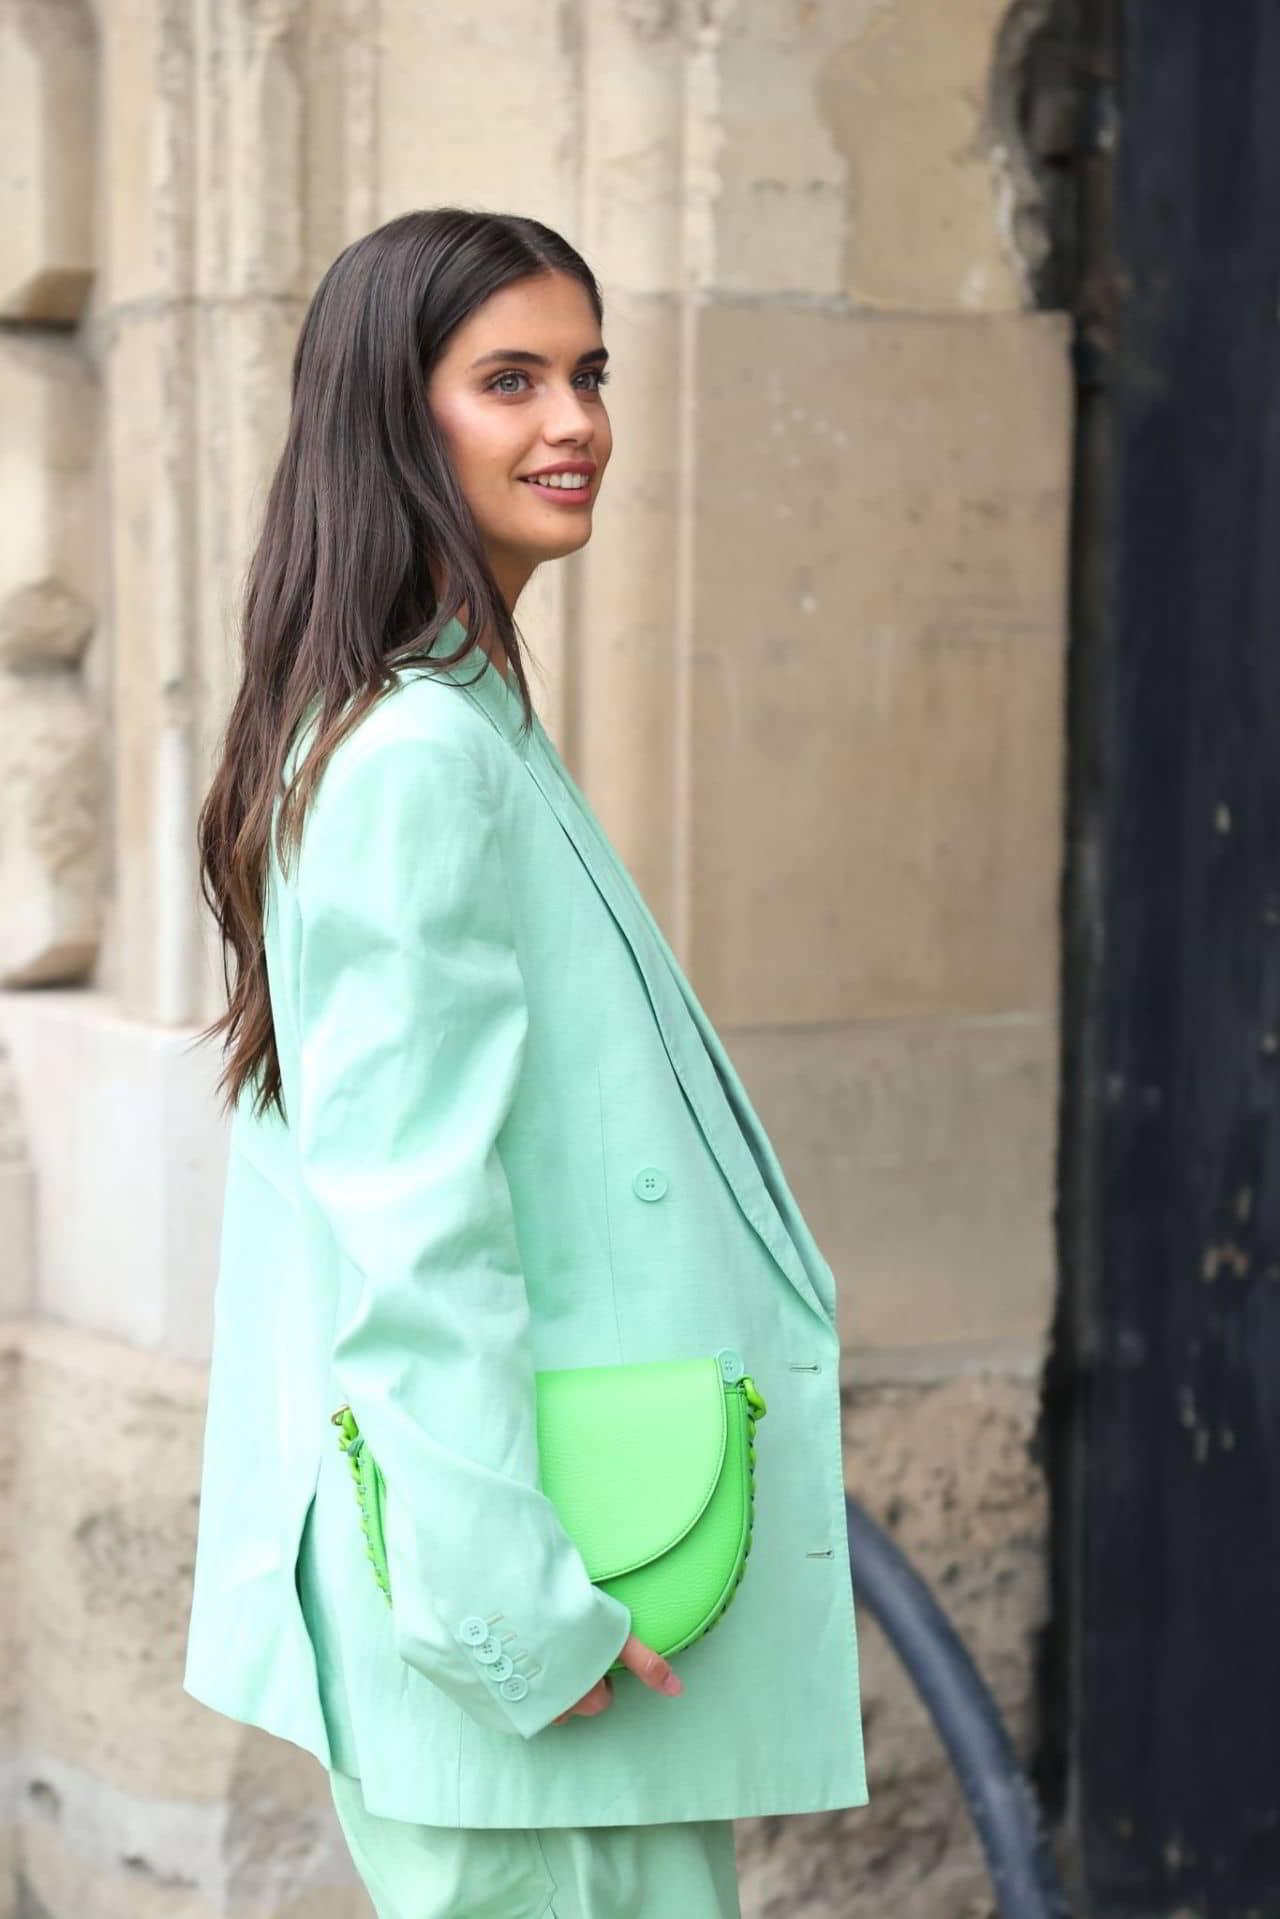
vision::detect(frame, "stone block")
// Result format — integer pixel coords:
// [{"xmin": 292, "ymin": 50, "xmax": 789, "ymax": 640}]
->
[
  {"xmin": 578, "ymin": 0, "xmax": 685, "ymax": 295},
  {"xmin": 187, "ymin": 291, "xmax": 307, "ymax": 876},
  {"xmin": 300, "ymin": 0, "xmax": 381, "ymax": 279},
  {"xmin": 99, "ymin": 0, "xmax": 309, "ymax": 302},
  {"xmin": 0, "ymin": 993, "xmax": 229, "ymax": 1359},
  {"xmin": 0, "ymin": 333, "xmax": 97, "ymax": 670},
  {"xmin": 573, "ymin": 290, "xmax": 683, "ymax": 930},
  {"xmin": 17, "ymin": 1778, "xmax": 366, "ymax": 1916},
  {"xmin": 16, "ymin": 1322, "xmax": 215, "ymax": 1804},
  {"xmin": 0, "ymin": 1159, "xmax": 36, "ymax": 1314},
  {"xmin": 94, "ymin": 0, "xmax": 193, "ymax": 308},
  {"xmin": 818, "ymin": 0, "xmax": 1027, "ymax": 311},
  {"xmin": 0, "ymin": 333, "xmax": 101, "ymax": 989},
  {"xmin": 377, "ymin": 0, "xmax": 580, "ymax": 231},
  {"xmin": 7, "ymin": 1321, "xmax": 364, "ymax": 1915},
  {"xmin": 0, "ymin": 1039, "xmax": 37, "ymax": 1309},
  {"xmin": 702, "ymin": 1, "xmax": 853, "ymax": 297},
  {"xmin": 687, "ymin": 303, "xmax": 1072, "ymax": 1027},
  {"xmin": 0, "ymin": 1330, "xmax": 21, "ymax": 1736},
  {"xmin": 105, "ymin": 279, "xmax": 309, "ymax": 1023},
  {"xmin": 679, "ymin": 0, "xmax": 1033, "ymax": 305},
  {"xmin": 195, "ymin": 0, "xmax": 306, "ymax": 301},
  {"xmin": 100, "ymin": 303, "xmax": 201, "ymax": 1021},
  {"xmin": 725, "ymin": 1013, "xmax": 1058, "ymax": 1351},
  {"xmin": 0, "ymin": 679, "xmax": 102, "ymax": 988},
  {"xmin": 0, "ymin": 0, "xmax": 95, "ymax": 323}
]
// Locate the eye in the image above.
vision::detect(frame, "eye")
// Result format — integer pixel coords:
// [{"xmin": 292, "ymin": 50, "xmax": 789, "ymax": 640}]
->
[
  {"xmin": 484, "ymin": 367, "xmax": 611, "ymax": 396},
  {"xmin": 487, "ymin": 369, "xmax": 530, "ymax": 395}
]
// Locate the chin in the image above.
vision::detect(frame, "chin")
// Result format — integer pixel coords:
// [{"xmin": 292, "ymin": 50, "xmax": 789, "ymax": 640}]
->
[{"xmin": 523, "ymin": 525, "xmax": 594, "ymax": 562}]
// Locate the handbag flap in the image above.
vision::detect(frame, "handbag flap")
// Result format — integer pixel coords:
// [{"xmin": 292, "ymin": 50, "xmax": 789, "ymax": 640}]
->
[{"xmin": 534, "ymin": 1356, "xmax": 728, "ymax": 1581}]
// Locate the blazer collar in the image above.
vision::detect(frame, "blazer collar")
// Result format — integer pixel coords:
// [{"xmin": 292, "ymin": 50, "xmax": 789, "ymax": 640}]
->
[
  {"xmin": 412, "ymin": 621, "xmax": 534, "ymax": 757},
  {"xmin": 440, "ymin": 638, "xmax": 834, "ymax": 1334}
]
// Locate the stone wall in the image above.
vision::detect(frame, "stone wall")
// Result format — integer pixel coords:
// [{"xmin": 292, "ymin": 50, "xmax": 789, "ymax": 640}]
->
[{"xmin": 0, "ymin": 0, "xmax": 1069, "ymax": 1912}]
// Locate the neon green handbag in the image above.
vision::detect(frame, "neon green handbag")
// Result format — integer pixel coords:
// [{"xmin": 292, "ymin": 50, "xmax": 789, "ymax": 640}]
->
[{"xmin": 330, "ymin": 1350, "xmax": 767, "ymax": 1665}]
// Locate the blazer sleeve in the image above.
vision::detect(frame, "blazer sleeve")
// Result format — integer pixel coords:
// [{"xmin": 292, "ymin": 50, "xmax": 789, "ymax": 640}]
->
[{"xmin": 293, "ymin": 720, "xmax": 632, "ymax": 1739}]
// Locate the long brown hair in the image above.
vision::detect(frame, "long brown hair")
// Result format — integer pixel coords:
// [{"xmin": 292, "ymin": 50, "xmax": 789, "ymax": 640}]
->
[{"xmin": 197, "ymin": 208, "xmax": 603, "ymax": 1122}]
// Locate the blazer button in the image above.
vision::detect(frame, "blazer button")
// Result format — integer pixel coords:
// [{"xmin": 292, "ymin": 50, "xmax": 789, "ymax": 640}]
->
[
  {"xmin": 473, "ymin": 1637, "xmax": 504, "ymax": 1664},
  {"xmin": 485, "ymin": 1653, "xmax": 515, "ymax": 1681},
  {"xmin": 716, "ymin": 1347, "xmax": 745, "ymax": 1384},
  {"xmin": 633, "ymin": 1166, "xmax": 669, "ymax": 1202},
  {"xmin": 500, "ymin": 1674, "xmax": 530, "ymax": 1701},
  {"xmin": 458, "ymin": 1616, "xmax": 490, "ymax": 1645}
]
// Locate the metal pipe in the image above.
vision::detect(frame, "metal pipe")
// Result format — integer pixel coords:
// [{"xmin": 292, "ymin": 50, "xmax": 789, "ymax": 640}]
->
[{"xmin": 846, "ymin": 1496, "xmax": 1072, "ymax": 1918}]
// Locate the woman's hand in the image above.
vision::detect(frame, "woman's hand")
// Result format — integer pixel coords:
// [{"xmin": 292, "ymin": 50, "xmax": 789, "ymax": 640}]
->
[{"xmin": 551, "ymin": 1632, "xmax": 684, "ymax": 1724}]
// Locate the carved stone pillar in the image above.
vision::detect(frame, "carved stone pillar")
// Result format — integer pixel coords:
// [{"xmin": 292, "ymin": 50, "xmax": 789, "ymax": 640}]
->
[{"xmin": 0, "ymin": 337, "xmax": 101, "ymax": 990}]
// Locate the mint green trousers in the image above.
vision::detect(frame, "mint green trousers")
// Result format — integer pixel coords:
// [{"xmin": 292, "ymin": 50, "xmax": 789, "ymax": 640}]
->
[{"xmin": 327, "ymin": 1767, "xmax": 741, "ymax": 1918}]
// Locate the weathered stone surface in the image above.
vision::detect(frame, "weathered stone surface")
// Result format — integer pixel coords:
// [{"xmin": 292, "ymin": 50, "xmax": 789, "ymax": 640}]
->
[
  {"xmin": 672, "ymin": 0, "xmax": 1026, "ymax": 307},
  {"xmin": 378, "ymin": 0, "xmax": 580, "ymax": 234},
  {"xmin": 0, "ymin": 1045, "xmax": 36, "ymax": 1314},
  {"xmin": 93, "ymin": 0, "xmax": 192, "ymax": 310},
  {"xmin": 301, "ymin": 0, "xmax": 381, "ymax": 281},
  {"xmin": 0, "ymin": 678, "xmax": 102, "ymax": 987},
  {"xmin": 572, "ymin": 290, "xmax": 684, "ymax": 930},
  {"xmin": 737, "ymin": 1372, "xmax": 1048, "ymax": 1918},
  {"xmin": 96, "ymin": 0, "xmax": 325, "ymax": 1025},
  {"xmin": 0, "ymin": 1325, "xmax": 22, "ymax": 1917},
  {"xmin": 18, "ymin": 1803, "xmax": 368, "ymax": 1917},
  {"xmin": 0, "ymin": 0, "xmax": 95, "ymax": 323},
  {"xmin": 817, "ymin": 0, "xmax": 1028, "ymax": 311},
  {"xmin": 703, "ymin": 0, "xmax": 861, "ymax": 298},
  {"xmin": 576, "ymin": 1, "xmax": 685, "ymax": 295},
  {"xmin": 16, "ymin": 1322, "xmax": 214, "ymax": 1804},
  {"xmin": 727, "ymin": 1014, "xmax": 1057, "ymax": 1351},
  {"xmin": 0, "ymin": 334, "xmax": 97, "ymax": 670},
  {"xmin": 0, "ymin": 331, "xmax": 101, "ymax": 992},
  {"xmin": 686, "ymin": 303, "xmax": 1071, "ymax": 1029},
  {"xmin": 6, "ymin": 1321, "xmax": 368, "ymax": 1915},
  {"xmin": 0, "ymin": 995, "xmax": 229, "ymax": 1357}
]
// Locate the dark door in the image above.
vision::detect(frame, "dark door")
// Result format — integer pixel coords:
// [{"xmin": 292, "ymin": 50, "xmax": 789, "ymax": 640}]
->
[{"xmin": 1049, "ymin": 1, "xmax": 1280, "ymax": 1912}]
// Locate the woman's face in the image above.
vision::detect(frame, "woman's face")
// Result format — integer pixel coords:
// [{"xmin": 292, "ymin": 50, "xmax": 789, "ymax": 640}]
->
[{"xmin": 426, "ymin": 270, "xmax": 612, "ymax": 610}]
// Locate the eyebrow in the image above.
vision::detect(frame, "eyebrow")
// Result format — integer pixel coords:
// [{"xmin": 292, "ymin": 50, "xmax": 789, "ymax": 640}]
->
[{"xmin": 468, "ymin": 346, "xmax": 610, "ymax": 371}]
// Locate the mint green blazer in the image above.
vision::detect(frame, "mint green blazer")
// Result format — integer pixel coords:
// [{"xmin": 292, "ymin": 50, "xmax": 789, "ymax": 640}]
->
[{"xmin": 182, "ymin": 621, "xmax": 868, "ymax": 1828}]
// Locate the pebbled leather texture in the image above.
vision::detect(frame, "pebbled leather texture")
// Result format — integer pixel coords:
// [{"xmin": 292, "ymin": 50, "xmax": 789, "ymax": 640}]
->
[{"xmin": 332, "ymin": 1354, "xmax": 767, "ymax": 1663}]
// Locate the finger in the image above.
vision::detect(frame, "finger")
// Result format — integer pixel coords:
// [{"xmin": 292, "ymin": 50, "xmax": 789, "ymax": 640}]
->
[
  {"xmin": 580, "ymin": 1676, "xmax": 613, "ymax": 1715},
  {"xmin": 618, "ymin": 1634, "xmax": 683, "ymax": 1696},
  {"xmin": 553, "ymin": 1676, "xmax": 613, "ymax": 1725}
]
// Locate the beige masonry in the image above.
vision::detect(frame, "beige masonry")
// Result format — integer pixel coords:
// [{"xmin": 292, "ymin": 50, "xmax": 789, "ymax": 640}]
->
[
  {"xmin": 0, "ymin": 334, "xmax": 103, "ymax": 991},
  {"xmin": 0, "ymin": 0, "xmax": 1067, "ymax": 1913}
]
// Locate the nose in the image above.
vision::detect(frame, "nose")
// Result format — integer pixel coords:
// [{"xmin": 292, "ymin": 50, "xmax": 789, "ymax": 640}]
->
[{"xmin": 543, "ymin": 380, "xmax": 596, "ymax": 445}]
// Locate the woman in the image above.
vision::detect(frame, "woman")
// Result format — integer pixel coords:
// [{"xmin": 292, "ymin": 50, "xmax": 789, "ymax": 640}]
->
[{"xmin": 185, "ymin": 208, "xmax": 867, "ymax": 1918}]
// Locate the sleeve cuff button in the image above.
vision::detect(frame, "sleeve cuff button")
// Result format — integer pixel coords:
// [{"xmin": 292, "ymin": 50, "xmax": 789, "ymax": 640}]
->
[{"xmin": 499, "ymin": 1674, "xmax": 530, "ymax": 1701}]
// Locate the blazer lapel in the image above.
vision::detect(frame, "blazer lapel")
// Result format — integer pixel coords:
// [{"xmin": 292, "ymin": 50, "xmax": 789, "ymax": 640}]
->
[{"xmin": 436, "ymin": 650, "xmax": 833, "ymax": 1332}]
